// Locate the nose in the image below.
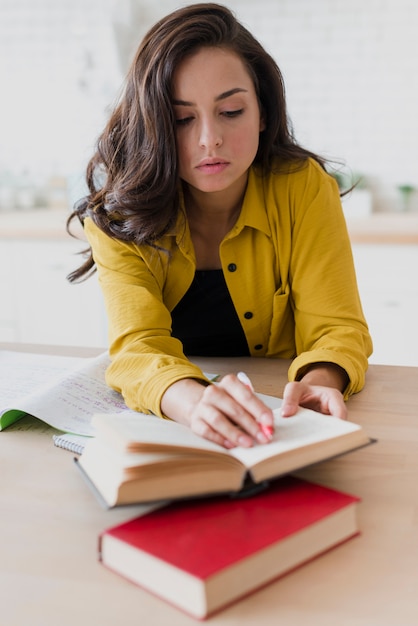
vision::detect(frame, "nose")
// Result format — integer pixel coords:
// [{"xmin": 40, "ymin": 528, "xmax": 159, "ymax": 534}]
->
[{"xmin": 198, "ymin": 118, "xmax": 223, "ymax": 149}]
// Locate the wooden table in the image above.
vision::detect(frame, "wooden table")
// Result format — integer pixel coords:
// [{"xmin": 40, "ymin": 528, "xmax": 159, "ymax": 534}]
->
[{"xmin": 1, "ymin": 344, "xmax": 418, "ymax": 625}]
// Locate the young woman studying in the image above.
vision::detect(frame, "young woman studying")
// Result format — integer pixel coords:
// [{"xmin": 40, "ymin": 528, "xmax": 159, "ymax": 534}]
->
[{"xmin": 67, "ymin": 3, "xmax": 372, "ymax": 450}]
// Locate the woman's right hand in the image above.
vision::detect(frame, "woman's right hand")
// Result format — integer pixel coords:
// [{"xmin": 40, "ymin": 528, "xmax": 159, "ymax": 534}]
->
[{"xmin": 161, "ymin": 375, "xmax": 274, "ymax": 449}]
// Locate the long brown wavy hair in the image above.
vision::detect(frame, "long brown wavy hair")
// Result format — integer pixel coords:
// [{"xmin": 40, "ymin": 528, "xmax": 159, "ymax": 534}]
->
[{"xmin": 67, "ymin": 2, "xmax": 326, "ymax": 282}]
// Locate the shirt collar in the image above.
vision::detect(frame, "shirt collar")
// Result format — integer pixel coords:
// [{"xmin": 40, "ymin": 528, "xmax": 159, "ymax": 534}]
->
[{"xmin": 233, "ymin": 166, "xmax": 271, "ymax": 237}]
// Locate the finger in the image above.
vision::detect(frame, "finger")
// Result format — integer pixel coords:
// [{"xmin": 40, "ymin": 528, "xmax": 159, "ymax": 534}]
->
[
  {"xmin": 326, "ymin": 392, "xmax": 348, "ymax": 420},
  {"xmin": 197, "ymin": 383, "xmax": 274, "ymax": 446},
  {"xmin": 218, "ymin": 374, "xmax": 275, "ymax": 431},
  {"xmin": 201, "ymin": 384, "xmax": 263, "ymax": 445},
  {"xmin": 191, "ymin": 398, "xmax": 255, "ymax": 448},
  {"xmin": 282, "ymin": 381, "xmax": 348, "ymax": 420},
  {"xmin": 190, "ymin": 415, "xmax": 239, "ymax": 449},
  {"xmin": 281, "ymin": 381, "xmax": 305, "ymax": 417}
]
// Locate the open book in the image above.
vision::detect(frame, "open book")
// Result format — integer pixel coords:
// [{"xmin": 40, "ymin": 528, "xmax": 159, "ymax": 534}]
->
[
  {"xmin": 77, "ymin": 409, "xmax": 372, "ymax": 507},
  {"xmin": 0, "ymin": 350, "xmax": 135, "ymax": 436}
]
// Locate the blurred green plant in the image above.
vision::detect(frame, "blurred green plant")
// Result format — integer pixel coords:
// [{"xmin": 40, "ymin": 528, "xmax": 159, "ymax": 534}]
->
[
  {"xmin": 329, "ymin": 169, "xmax": 368, "ymax": 195},
  {"xmin": 397, "ymin": 184, "xmax": 416, "ymax": 212}
]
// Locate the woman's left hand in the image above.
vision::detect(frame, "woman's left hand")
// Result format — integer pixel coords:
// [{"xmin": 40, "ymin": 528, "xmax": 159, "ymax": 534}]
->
[
  {"xmin": 281, "ymin": 362, "xmax": 349, "ymax": 419},
  {"xmin": 281, "ymin": 380, "xmax": 347, "ymax": 419}
]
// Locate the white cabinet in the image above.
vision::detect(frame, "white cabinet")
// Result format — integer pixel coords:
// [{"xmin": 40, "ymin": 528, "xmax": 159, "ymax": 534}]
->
[
  {"xmin": 0, "ymin": 241, "xmax": 19, "ymax": 341},
  {"xmin": 0, "ymin": 238, "xmax": 107, "ymax": 347},
  {"xmin": 352, "ymin": 244, "xmax": 418, "ymax": 366},
  {"xmin": 1, "ymin": 237, "xmax": 417, "ymax": 364}
]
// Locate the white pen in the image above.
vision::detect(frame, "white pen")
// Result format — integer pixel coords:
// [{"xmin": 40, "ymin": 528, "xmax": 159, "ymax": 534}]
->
[
  {"xmin": 237, "ymin": 371, "xmax": 254, "ymax": 391},
  {"xmin": 237, "ymin": 371, "xmax": 274, "ymax": 440}
]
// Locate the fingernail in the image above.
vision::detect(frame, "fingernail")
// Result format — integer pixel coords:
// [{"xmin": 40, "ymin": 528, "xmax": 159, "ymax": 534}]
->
[
  {"xmin": 237, "ymin": 434, "xmax": 253, "ymax": 448},
  {"xmin": 259, "ymin": 412, "xmax": 273, "ymax": 425},
  {"xmin": 260, "ymin": 423, "xmax": 274, "ymax": 440},
  {"xmin": 256, "ymin": 430, "xmax": 269, "ymax": 444}
]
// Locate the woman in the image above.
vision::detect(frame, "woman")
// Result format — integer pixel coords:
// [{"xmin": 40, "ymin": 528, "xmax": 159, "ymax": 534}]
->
[{"xmin": 68, "ymin": 3, "xmax": 372, "ymax": 449}]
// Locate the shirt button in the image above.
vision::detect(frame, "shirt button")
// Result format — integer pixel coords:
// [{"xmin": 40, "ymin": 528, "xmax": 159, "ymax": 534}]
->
[
  {"xmin": 254, "ymin": 344, "xmax": 263, "ymax": 350},
  {"xmin": 227, "ymin": 263, "xmax": 237, "ymax": 272},
  {"xmin": 244, "ymin": 311, "xmax": 253, "ymax": 319}
]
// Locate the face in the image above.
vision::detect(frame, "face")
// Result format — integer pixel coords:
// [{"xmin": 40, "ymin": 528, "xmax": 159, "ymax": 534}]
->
[{"xmin": 172, "ymin": 47, "xmax": 264, "ymax": 199}]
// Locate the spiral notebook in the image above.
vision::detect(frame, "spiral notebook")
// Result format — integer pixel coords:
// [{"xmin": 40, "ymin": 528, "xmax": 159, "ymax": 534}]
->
[{"xmin": 53, "ymin": 432, "xmax": 90, "ymax": 455}]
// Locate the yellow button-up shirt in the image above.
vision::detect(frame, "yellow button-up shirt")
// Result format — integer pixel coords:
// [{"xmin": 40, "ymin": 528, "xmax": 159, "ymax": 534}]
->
[{"xmin": 84, "ymin": 159, "xmax": 372, "ymax": 416}]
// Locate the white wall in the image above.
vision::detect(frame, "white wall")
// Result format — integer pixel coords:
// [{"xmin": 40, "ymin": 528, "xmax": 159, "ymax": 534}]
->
[
  {"xmin": 113, "ymin": 0, "xmax": 418, "ymax": 212},
  {"xmin": 234, "ymin": 0, "xmax": 418, "ymax": 189},
  {"xmin": 1, "ymin": 0, "xmax": 417, "ymax": 212}
]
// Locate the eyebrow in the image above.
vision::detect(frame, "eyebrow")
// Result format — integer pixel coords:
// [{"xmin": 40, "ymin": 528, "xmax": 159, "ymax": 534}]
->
[{"xmin": 172, "ymin": 87, "xmax": 248, "ymax": 106}]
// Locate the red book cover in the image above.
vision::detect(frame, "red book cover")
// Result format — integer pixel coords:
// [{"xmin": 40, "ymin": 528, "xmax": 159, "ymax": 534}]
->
[{"xmin": 99, "ymin": 476, "xmax": 360, "ymax": 618}]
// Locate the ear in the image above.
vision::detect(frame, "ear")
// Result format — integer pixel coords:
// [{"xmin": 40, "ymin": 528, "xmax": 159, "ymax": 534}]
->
[{"xmin": 259, "ymin": 112, "xmax": 266, "ymax": 132}]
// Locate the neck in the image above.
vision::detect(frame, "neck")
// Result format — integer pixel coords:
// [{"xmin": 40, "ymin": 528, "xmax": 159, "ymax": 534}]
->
[
  {"xmin": 186, "ymin": 196, "xmax": 241, "ymax": 234},
  {"xmin": 182, "ymin": 177, "xmax": 248, "ymax": 270},
  {"xmin": 183, "ymin": 176, "xmax": 247, "ymax": 233}
]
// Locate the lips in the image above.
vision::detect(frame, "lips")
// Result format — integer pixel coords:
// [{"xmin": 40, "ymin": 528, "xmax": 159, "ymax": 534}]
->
[
  {"xmin": 196, "ymin": 158, "xmax": 229, "ymax": 174},
  {"xmin": 197, "ymin": 157, "xmax": 228, "ymax": 166}
]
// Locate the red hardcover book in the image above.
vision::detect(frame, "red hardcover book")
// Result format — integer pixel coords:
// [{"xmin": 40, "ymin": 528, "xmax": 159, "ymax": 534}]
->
[{"xmin": 98, "ymin": 476, "xmax": 360, "ymax": 619}]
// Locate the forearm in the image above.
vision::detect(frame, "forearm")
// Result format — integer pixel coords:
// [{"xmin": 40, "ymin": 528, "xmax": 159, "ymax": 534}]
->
[{"xmin": 160, "ymin": 378, "xmax": 208, "ymax": 425}]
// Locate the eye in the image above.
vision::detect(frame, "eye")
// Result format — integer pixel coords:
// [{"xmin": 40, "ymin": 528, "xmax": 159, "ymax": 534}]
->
[
  {"xmin": 175, "ymin": 116, "xmax": 194, "ymax": 127},
  {"xmin": 222, "ymin": 109, "xmax": 244, "ymax": 118}
]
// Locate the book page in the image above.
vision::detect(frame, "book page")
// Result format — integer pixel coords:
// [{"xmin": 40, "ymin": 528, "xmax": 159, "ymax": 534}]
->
[
  {"xmin": 0, "ymin": 350, "xmax": 220, "ymax": 437},
  {"xmin": 91, "ymin": 413, "xmax": 228, "ymax": 455},
  {"xmin": 229, "ymin": 408, "xmax": 365, "ymax": 467},
  {"xmin": 91, "ymin": 389, "xmax": 282, "ymax": 454},
  {"xmin": 91, "ymin": 407, "xmax": 365, "ymax": 463},
  {"xmin": 0, "ymin": 350, "xmax": 134, "ymax": 435},
  {"xmin": 6, "ymin": 414, "xmax": 57, "ymax": 434},
  {"xmin": 0, "ymin": 351, "xmax": 84, "ymax": 404}
]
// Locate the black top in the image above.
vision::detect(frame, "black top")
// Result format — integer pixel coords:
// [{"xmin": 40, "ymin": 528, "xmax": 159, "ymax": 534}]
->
[{"xmin": 171, "ymin": 270, "xmax": 250, "ymax": 356}]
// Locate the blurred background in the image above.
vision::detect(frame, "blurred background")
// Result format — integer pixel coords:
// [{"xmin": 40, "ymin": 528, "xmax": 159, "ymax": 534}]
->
[{"xmin": 1, "ymin": 0, "xmax": 417, "ymax": 364}]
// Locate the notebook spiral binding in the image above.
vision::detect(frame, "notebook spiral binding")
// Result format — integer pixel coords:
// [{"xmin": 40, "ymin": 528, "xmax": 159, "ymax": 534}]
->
[{"xmin": 52, "ymin": 433, "xmax": 87, "ymax": 455}]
